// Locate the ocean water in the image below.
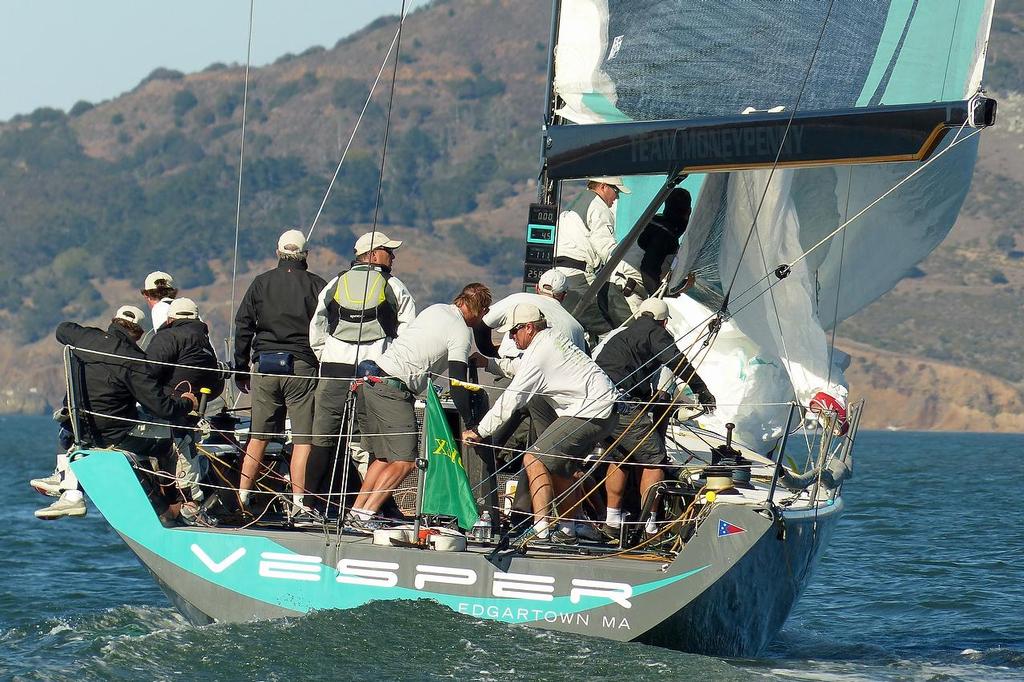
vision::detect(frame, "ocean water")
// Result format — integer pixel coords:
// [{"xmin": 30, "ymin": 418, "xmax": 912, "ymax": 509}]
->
[{"xmin": 2, "ymin": 414, "xmax": 1022, "ymax": 681}]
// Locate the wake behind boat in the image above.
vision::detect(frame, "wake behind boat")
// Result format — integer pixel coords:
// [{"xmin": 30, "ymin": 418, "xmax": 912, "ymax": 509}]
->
[{"xmin": 46, "ymin": 0, "xmax": 996, "ymax": 658}]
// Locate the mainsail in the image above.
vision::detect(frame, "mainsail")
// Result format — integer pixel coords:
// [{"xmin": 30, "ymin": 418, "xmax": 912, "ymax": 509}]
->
[{"xmin": 549, "ymin": 0, "xmax": 996, "ymax": 446}]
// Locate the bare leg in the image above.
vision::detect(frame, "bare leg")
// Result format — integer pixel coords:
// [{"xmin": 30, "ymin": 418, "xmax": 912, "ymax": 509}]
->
[
  {"xmin": 290, "ymin": 443, "xmax": 312, "ymax": 499},
  {"xmin": 362, "ymin": 460, "xmax": 416, "ymax": 513},
  {"xmin": 639, "ymin": 467, "xmax": 664, "ymax": 509},
  {"xmin": 605, "ymin": 463, "xmax": 627, "ymax": 510},
  {"xmin": 524, "ymin": 453, "xmax": 554, "ymax": 529},
  {"xmin": 353, "ymin": 459, "xmax": 390, "ymax": 510},
  {"xmin": 240, "ymin": 437, "xmax": 269, "ymax": 496}
]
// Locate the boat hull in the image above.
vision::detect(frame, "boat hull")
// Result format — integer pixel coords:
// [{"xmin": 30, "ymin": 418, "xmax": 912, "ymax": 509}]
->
[{"xmin": 71, "ymin": 449, "xmax": 840, "ymax": 656}]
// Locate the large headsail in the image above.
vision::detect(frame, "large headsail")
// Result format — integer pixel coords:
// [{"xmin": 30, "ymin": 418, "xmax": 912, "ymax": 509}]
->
[{"xmin": 548, "ymin": 0, "xmax": 996, "ymax": 446}]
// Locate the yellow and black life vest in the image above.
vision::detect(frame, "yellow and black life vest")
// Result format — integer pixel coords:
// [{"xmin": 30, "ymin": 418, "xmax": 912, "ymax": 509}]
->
[{"xmin": 325, "ymin": 263, "xmax": 399, "ymax": 343}]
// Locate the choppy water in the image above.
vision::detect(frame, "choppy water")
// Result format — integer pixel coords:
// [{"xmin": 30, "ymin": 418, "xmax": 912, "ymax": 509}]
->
[{"xmin": 2, "ymin": 415, "xmax": 1022, "ymax": 680}]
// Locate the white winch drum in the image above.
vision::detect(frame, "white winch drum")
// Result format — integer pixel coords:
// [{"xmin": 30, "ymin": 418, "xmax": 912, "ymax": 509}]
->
[
  {"xmin": 372, "ymin": 527, "xmax": 415, "ymax": 546},
  {"xmin": 428, "ymin": 529, "xmax": 468, "ymax": 552}
]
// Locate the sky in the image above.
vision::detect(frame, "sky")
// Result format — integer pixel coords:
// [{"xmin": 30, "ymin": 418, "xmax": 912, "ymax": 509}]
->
[{"xmin": 0, "ymin": 1, "xmax": 401, "ymax": 121}]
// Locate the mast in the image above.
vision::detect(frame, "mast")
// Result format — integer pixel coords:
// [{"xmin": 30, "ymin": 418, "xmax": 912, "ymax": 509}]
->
[{"xmin": 537, "ymin": 0, "xmax": 561, "ymax": 207}]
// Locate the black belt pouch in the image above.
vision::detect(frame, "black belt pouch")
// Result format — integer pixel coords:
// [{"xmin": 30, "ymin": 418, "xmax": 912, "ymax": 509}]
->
[{"xmin": 258, "ymin": 351, "xmax": 294, "ymax": 375}]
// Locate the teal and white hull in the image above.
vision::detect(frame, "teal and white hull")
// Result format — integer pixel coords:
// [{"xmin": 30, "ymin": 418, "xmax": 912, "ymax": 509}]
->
[{"xmin": 71, "ymin": 448, "xmax": 841, "ymax": 657}]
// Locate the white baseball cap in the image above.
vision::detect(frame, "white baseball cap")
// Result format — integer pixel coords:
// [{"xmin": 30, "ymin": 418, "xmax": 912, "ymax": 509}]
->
[
  {"xmin": 167, "ymin": 297, "xmax": 200, "ymax": 320},
  {"xmin": 537, "ymin": 269, "xmax": 568, "ymax": 295},
  {"xmin": 496, "ymin": 303, "xmax": 545, "ymax": 333},
  {"xmin": 354, "ymin": 231, "xmax": 403, "ymax": 256},
  {"xmin": 143, "ymin": 271, "xmax": 174, "ymax": 291},
  {"xmin": 588, "ymin": 176, "xmax": 631, "ymax": 194},
  {"xmin": 114, "ymin": 305, "xmax": 147, "ymax": 326},
  {"xmin": 638, "ymin": 298, "xmax": 669, "ymax": 321},
  {"xmin": 277, "ymin": 229, "xmax": 307, "ymax": 254}
]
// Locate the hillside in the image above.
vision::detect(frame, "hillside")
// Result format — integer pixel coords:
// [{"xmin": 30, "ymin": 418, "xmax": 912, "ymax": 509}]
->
[{"xmin": 1, "ymin": 0, "xmax": 1023, "ymax": 428}]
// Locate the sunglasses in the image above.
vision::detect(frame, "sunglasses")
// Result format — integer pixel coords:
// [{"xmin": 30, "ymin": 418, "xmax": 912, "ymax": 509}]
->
[{"xmin": 508, "ymin": 323, "xmax": 528, "ymax": 337}]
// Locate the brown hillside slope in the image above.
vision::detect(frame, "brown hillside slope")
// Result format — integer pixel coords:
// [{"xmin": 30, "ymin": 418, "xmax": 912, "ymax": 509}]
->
[{"xmin": 841, "ymin": 339, "xmax": 1024, "ymax": 432}]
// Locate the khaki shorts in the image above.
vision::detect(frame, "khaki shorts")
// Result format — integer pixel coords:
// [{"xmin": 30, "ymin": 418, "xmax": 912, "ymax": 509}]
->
[
  {"xmin": 250, "ymin": 358, "xmax": 317, "ymax": 444},
  {"xmin": 530, "ymin": 414, "xmax": 616, "ymax": 476},
  {"xmin": 356, "ymin": 381, "xmax": 418, "ymax": 462}
]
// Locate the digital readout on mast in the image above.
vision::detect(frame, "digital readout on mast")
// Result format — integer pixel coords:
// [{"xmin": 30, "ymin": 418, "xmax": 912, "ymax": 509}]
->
[{"xmin": 524, "ymin": 203, "xmax": 557, "ymax": 291}]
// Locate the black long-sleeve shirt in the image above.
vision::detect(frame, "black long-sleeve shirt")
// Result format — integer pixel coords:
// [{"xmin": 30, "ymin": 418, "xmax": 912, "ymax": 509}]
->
[
  {"xmin": 233, "ymin": 259, "xmax": 327, "ymax": 369},
  {"xmin": 595, "ymin": 315, "xmax": 710, "ymax": 402},
  {"xmin": 56, "ymin": 322, "xmax": 193, "ymax": 446}
]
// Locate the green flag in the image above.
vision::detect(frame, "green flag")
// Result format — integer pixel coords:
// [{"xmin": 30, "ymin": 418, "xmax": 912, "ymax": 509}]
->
[{"xmin": 420, "ymin": 379, "xmax": 480, "ymax": 530}]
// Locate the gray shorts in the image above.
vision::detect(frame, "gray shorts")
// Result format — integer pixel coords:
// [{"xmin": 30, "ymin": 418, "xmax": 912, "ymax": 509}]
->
[
  {"xmin": 606, "ymin": 412, "xmax": 667, "ymax": 466},
  {"xmin": 250, "ymin": 358, "xmax": 317, "ymax": 445},
  {"xmin": 356, "ymin": 381, "xmax": 418, "ymax": 463},
  {"xmin": 312, "ymin": 369, "xmax": 354, "ymax": 449},
  {"xmin": 530, "ymin": 414, "xmax": 616, "ymax": 476}
]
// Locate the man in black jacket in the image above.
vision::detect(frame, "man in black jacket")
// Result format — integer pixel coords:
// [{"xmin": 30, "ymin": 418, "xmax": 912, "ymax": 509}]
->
[
  {"xmin": 595, "ymin": 297, "xmax": 715, "ymax": 539},
  {"xmin": 636, "ymin": 188, "xmax": 692, "ymax": 294},
  {"xmin": 147, "ymin": 297, "xmax": 224, "ymax": 518},
  {"xmin": 148, "ymin": 297, "xmax": 224, "ymax": 400},
  {"xmin": 233, "ymin": 229, "xmax": 327, "ymax": 514},
  {"xmin": 42, "ymin": 305, "xmax": 197, "ymax": 520}
]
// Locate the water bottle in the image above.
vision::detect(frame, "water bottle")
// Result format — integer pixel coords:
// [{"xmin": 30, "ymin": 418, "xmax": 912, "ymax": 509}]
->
[{"xmin": 473, "ymin": 511, "xmax": 492, "ymax": 541}]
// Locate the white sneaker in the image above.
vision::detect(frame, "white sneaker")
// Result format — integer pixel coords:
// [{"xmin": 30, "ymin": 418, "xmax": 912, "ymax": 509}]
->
[
  {"xmin": 35, "ymin": 494, "xmax": 87, "ymax": 519},
  {"xmin": 29, "ymin": 472, "xmax": 62, "ymax": 497}
]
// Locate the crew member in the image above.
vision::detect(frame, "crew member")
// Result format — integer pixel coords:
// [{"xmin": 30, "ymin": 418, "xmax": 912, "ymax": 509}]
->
[
  {"xmin": 476, "ymin": 268, "xmax": 586, "ymax": 376},
  {"xmin": 553, "ymin": 211, "xmax": 613, "ymax": 345},
  {"xmin": 233, "ymin": 229, "xmax": 327, "ymax": 515},
  {"xmin": 584, "ymin": 176, "xmax": 636, "ymax": 322},
  {"xmin": 139, "ymin": 270, "xmax": 178, "ymax": 348},
  {"xmin": 146, "ymin": 297, "xmax": 224, "ymax": 522},
  {"xmin": 635, "ymin": 188, "xmax": 692, "ymax": 294},
  {"xmin": 463, "ymin": 304, "xmax": 617, "ymax": 543},
  {"xmin": 39, "ymin": 305, "xmax": 198, "ymax": 522},
  {"xmin": 308, "ymin": 231, "xmax": 415, "ymax": 497},
  {"xmin": 347, "ymin": 283, "xmax": 491, "ymax": 528},
  {"xmin": 594, "ymin": 297, "xmax": 716, "ymax": 539}
]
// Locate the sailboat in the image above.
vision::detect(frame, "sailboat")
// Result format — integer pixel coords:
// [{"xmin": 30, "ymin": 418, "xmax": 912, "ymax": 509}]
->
[{"xmin": 62, "ymin": 0, "xmax": 996, "ymax": 657}]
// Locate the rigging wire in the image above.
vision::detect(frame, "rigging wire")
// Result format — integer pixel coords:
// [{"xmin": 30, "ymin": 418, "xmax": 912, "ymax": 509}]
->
[
  {"xmin": 719, "ymin": 0, "xmax": 836, "ymax": 309},
  {"xmin": 305, "ymin": 15, "xmax": 411, "ymax": 242},
  {"xmin": 228, "ymin": 0, "xmax": 256, "ymax": 357},
  {"xmin": 824, "ymin": 167, "xmax": 854, "ymax": 389},
  {"xmin": 367, "ymin": 0, "xmax": 408, "ymax": 239}
]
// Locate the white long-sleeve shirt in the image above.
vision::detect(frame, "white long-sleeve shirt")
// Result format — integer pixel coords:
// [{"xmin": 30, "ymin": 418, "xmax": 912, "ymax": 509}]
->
[
  {"xmin": 309, "ymin": 272, "xmax": 416, "ymax": 368},
  {"xmin": 476, "ymin": 329, "xmax": 616, "ymax": 438},
  {"xmin": 554, "ymin": 210, "xmax": 601, "ymax": 280},
  {"xmin": 586, "ymin": 193, "xmax": 618, "ymax": 266},
  {"xmin": 376, "ymin": 304, "xmax": 472, "ymax": 395},
  {"xmin": 482, "ymin": 292, "xmax": 587, "ymax": 360}
]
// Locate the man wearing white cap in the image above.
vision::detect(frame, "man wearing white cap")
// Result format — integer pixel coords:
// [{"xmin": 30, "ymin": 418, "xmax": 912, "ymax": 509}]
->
[
  {"xmin": 233, "ymin": 229, "xmax": 327, "ymax": 516},
  {"xmin": 35, "ymin": 305, "xmax": 198, "ymax": 521},
  {"xmin": 463, "ymin": 303, "xmax": 617, "ymax": 543},
  {"xmin": 146, "ymin": 297, "xmax": 223, "ymax": 521},
  {"xmin": 307, "ymin": 231, "xmax": 416, "ymax": 496},
  {"xmin": 594, "ymin": 297, "xmax": 716, "ymax": 541},
  {"xmin": 475, "ymin": 268, "xmax": 586, "ymax": 377},
  {"xmin": 585, "ymin": 177, "xmax": 631, "ymax": 266},
  {"xmin": 140, "ymin": 271, "xmax": 178, "ymax": 333}
]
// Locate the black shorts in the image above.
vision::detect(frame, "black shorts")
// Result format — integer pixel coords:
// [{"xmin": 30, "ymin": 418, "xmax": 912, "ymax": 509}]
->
[{"xmin": 605, "ymin": 412, "xmax": 667, "ymax": 466}]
